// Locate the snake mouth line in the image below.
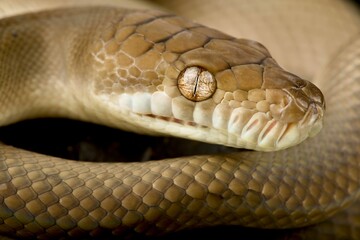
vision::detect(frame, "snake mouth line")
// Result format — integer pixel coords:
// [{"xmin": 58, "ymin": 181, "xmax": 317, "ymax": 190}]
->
[{"xmin": 142, "ymin": 114, "xmax": 209, "ymax": 129}]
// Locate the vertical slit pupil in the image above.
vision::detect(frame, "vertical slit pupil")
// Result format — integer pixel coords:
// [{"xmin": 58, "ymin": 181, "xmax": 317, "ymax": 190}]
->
[{"xmin": 193, "ymin": 71, "xmax": 200, "ymax": 97}]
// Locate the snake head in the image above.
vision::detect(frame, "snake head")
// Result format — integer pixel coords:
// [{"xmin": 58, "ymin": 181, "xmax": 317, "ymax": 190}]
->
[
  {"xmin": 89, "ymin": 11, "xmax": 325, "ymax": 151},
  {"xmin": 169, "ymin": 38, "xmax": 326, "ymax": 151}
]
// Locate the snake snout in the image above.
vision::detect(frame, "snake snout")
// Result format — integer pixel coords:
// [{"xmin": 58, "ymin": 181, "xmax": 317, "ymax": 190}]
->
[
  {"xmin": 299, "ymin": 81, "xmax": 326, "ymax": 137},
  {"xmin": 279, "ymin": 80, "xmax": 325, "ymax": 141},
  {"xmin": 302, "ymin": 81, "xmax": 326, "ymax": 110}
]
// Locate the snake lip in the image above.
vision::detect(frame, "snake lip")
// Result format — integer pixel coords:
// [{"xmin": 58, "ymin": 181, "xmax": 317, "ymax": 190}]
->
[
  {"xmin": 299, "ymin": 101, "xmax": 324, "ymax": 137},
  {"xmin": 143, "ymin": 114, "xmax": 206, "ymax": 128}
]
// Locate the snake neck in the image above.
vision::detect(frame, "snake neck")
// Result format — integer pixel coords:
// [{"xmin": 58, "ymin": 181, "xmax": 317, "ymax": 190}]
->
[{"xmin": 0, "ymin": 7, "xmax": 132, "ymax": 126}]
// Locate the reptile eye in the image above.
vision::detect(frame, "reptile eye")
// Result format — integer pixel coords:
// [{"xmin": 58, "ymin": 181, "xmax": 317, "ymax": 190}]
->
[{"xmin": 177, "ymin": 66, "xmax": 216, "ymax": 101}]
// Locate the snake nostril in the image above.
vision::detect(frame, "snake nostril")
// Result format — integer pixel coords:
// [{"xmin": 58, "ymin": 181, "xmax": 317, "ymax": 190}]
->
[
  {"xmin": 302, "ymin": 81, "xmax": 325, "ymax": 107},
  {"xmin": 177, "ymin": 66, "xmax": 217, "ymax": 102}
]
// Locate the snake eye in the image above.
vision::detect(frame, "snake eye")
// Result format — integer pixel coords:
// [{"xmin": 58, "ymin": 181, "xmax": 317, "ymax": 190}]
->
[{"xmin": 177, "ymin": 66, "xmax": 216, "ymax": 101}]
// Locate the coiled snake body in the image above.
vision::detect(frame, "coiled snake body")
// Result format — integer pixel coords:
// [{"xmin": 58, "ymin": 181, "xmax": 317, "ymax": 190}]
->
[{"xmin": 0, "ymin": 0, "xmax": 360, "ymax": 239}]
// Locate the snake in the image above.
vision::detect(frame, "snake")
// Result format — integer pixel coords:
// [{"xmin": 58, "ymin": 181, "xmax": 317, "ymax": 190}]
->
[{"xmin": 0, "ymin": 0, "xmax": 360, "ymax": 239}]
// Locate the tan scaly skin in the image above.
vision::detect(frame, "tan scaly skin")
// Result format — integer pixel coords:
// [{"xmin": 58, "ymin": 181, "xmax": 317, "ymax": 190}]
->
[{"xmin": 0, "ymin": 1, "xmax": 359, "ymax": 239}]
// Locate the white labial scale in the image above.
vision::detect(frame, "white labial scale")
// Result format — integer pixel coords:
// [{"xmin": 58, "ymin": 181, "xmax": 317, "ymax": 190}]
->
[
  {"xmin": 151, "ymin": 92, "xmax": 172, "ymax": 117},
  {"xmin": 193, "ymin": 100, "xmax": 215, "ymax": 126},
  {"xmin": 240, "ymin": 112, "xmax": 270, "ymax": 145},
  {"xmin": 228, "ymin": 107, "xmax": 256, "ymax": 134},
  {"xmin": 118, "ymin": 93, "xmax": 133, "ymax": 111},
  {"xmin": 212, "ymin": 103, "xmax": 232, "ymax": 130},
  {"xmin": 132, "ymin": 92, "xmax": 152, "ymax": 114},
  {"xmin": 276, "ymin": 124, "xmax": 301, "ymax": 149},
  {"xmin": 308, "ymin": 120, "xmax": 323, "ymax": 138},
  {"xmin": 172, "ymin": 96, "xmax": 195, "ymax": 122},
  {"xmin": 257, "ymin": 119, "xmax": 286, "ymax": 148}
]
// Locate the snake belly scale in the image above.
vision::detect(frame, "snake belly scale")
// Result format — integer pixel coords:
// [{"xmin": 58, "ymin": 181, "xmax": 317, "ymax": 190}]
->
[{"xmin": 0, "ymin": 2, "xmax": 359, "ymax": 239}]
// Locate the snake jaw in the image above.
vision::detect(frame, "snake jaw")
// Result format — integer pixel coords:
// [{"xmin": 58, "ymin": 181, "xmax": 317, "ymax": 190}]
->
[{"xmin": 88, "ymin": 10, "xmax": 326, "ymax": 153}]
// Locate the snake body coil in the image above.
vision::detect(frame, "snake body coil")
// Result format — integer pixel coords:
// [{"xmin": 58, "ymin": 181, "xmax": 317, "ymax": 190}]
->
[{"xmin": 0, "ymin": 1, "xmax": 359, "ymax": 239}]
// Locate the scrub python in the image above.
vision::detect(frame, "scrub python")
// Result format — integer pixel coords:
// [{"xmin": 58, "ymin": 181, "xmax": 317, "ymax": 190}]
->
[{"xmin": 0, "ymin": 0, "xmax": 360, "ymax": 239}]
